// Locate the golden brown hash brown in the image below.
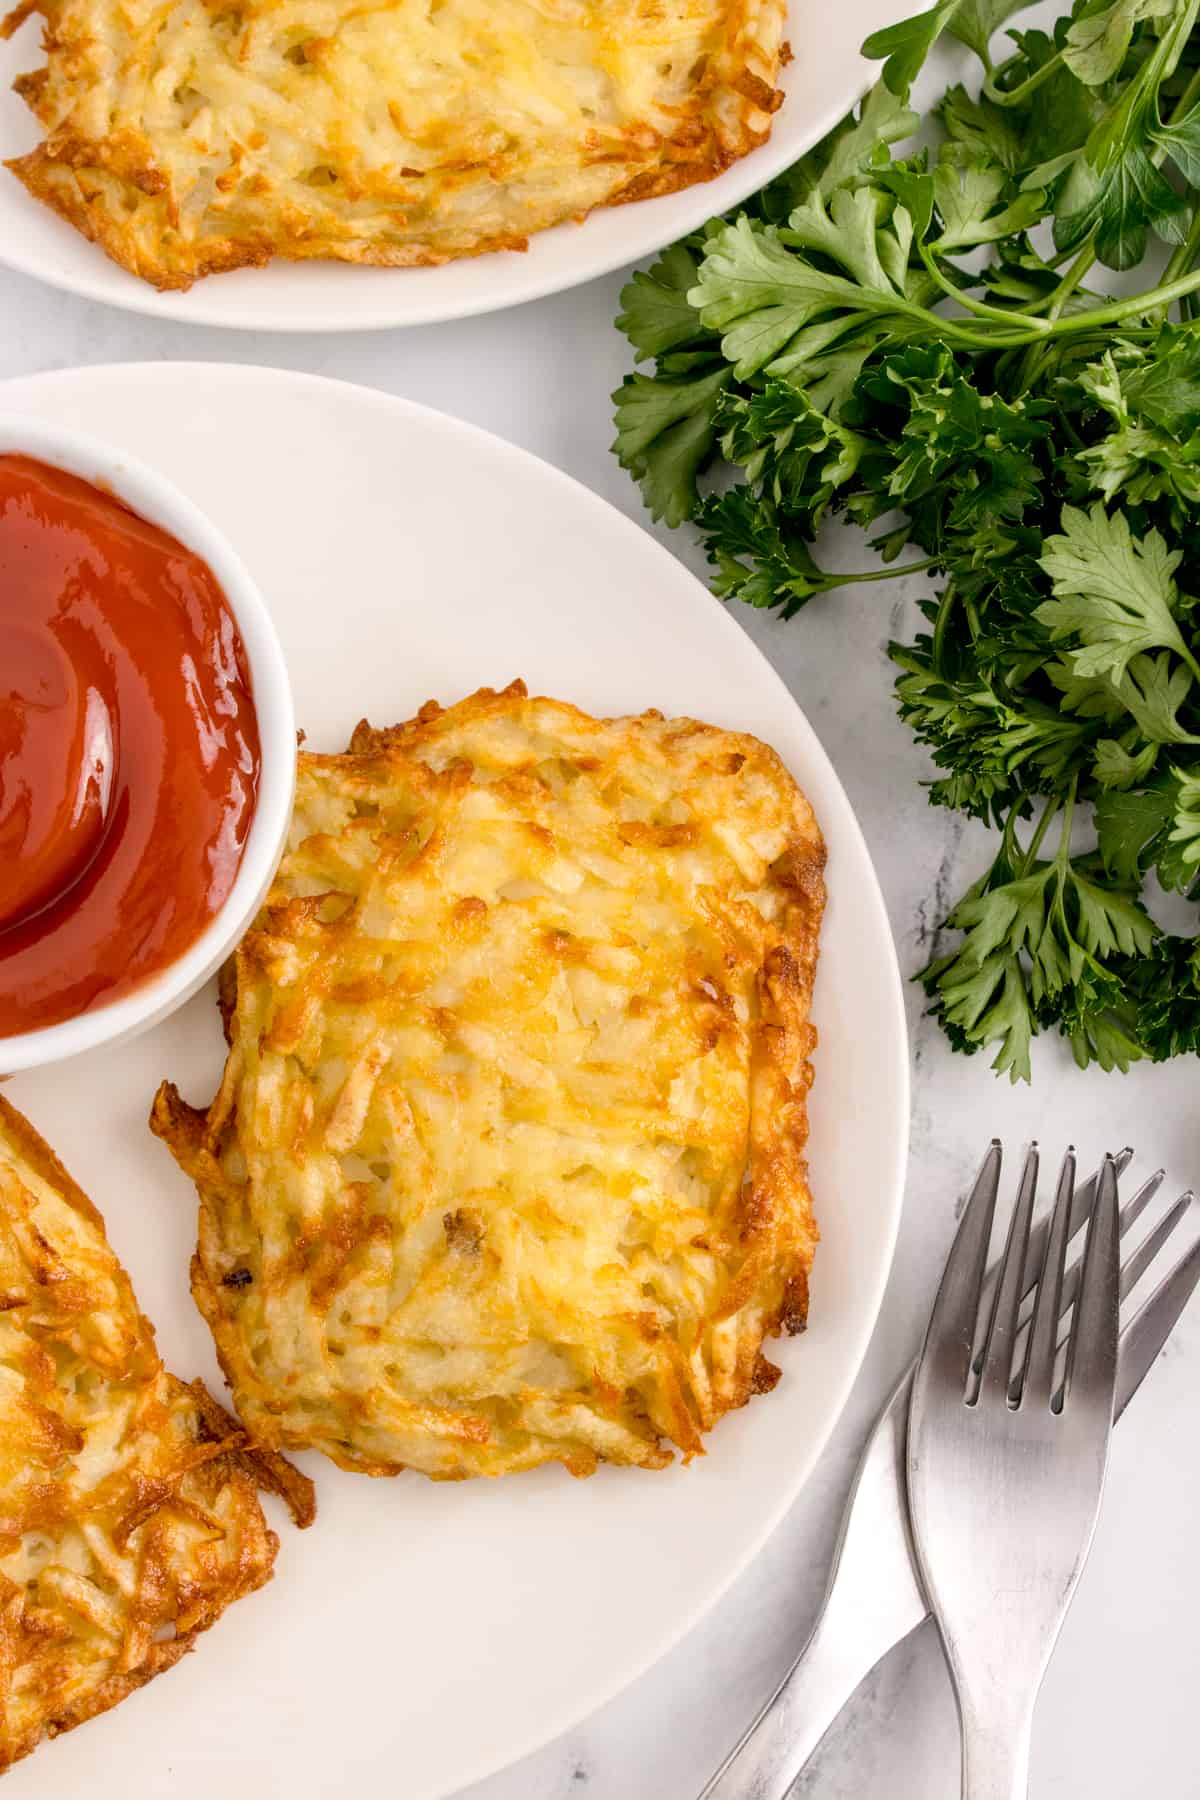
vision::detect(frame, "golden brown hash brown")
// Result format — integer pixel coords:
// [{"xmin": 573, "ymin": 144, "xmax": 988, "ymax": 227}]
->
[
  {"xmin": 2, "ymin": 0, "xmax": 787, "ymax": 290},
  {"xmin": 0, "ymin": 1096, "xmax": 314, "ymax": 1774},
  {"xmin": 152, "ymin": 682, "xmax": 825, "ymax": 1481}
]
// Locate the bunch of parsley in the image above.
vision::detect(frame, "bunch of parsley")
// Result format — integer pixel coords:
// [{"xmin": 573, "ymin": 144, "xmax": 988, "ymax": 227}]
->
[{"xmin": 612, "ymin": 0, "xmax": 1200, "ymax": 1082}]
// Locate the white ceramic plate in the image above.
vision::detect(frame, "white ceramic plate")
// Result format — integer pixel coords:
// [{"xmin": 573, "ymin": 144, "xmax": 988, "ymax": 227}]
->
[
  {"xmin": 0, "ymin": 0, "xmax": 910, "ymax": 331},
  {"xmin": 0, "ymin": 363, "xmax": 908, "ymax": 1800}
]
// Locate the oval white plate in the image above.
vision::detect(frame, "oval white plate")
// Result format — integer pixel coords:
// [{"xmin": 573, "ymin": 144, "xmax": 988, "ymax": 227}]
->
[
  {"xmin": 0, "ymin": 0, "xmax": 909, "ymax": 331},
  {"xmin": 0, "ymin": 363, "xmax": 908, "ymax": 1800}
]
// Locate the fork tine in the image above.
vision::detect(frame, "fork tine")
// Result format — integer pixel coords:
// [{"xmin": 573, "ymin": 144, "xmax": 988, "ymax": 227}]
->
[
  {"xmin": 978, "ymin": 1145, "xmax": 1038, "ymax": 1400},
  {"xmin": 928, "ymin": 1141, "xmax": 1002, "ymax": 1396},
  {"xmin": 1024, "ymin": 1149, "xmax": 1076, "ymax": 1406},
  {"xmin": 991, "ymin": 1151, "xmax": 1136, "ymax": 1391},
  {"xmin": 1065, "ymin": 1146, "xmax": 1133, "ymax": 1239},
  {"xmin": 1046, "ymin": 1183, "xmax": 1188, "ymax": 1399},
  {"xmin": 1054, "ymin": 1168, "xmax": 1166, "ymax": 1322},
  {"xmin": 1118, "ymin": 1168, "xmax": 1167, "ymax": 1241},
  {"xmin": 1119, "ymin": 1191, "xmax": 1193, "ymax": 1302},
  {"xmin": 1012, "ymin": 1146, "xmax": 1133, "ymax": 1304},
  {"xmin": 1115, "ymin": 1213, "xmax": 1200, "ymax": 1419},
  {"xmin": 1063, "ymin": 1155, "xmax": 1120, "ymax": 1411}
]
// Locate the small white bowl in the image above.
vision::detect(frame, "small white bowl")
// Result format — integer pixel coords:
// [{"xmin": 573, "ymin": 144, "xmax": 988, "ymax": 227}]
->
[{"xmin": 0, "ymin": 416, "xmax": 294, "ymax": 1073}]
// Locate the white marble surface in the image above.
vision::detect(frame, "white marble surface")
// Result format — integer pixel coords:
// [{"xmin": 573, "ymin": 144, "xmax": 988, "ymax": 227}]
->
[{"xmin": 1, "ymin": 258, "xmax": 1197, "ymax": 1800}]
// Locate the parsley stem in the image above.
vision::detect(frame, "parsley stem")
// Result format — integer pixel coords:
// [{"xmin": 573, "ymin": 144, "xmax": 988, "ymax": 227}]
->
[
  {"xmin": 829, "ymin": 558, "xmax": 940, "ymax": 586},
  {"xmin": 1017, "ymin": 794, "xmax": 1062, "ymax": 877},
  {"xmin": 1150, "ymin": 60, "xmax": 1200, "ymax": 300},
  {"xmin": 1161, "ymin": 205, "xmax": 1200, "ymax": 294},
  {"xmin": 931, "ymin": 581, "xmax": 957, "ymax": 676},
  {"xmin": 983, "ymin": 49, "xmax": 1064, "ymax": 110},
  {"xmin": 919, "ymin": 246, "xmax": 1043, "ymax": 328},
  {"xmin": 1166, "ymin": 61, "xmax": 1200, "ymax": 131},
  {"xmin": 1032, "ymin": 269, "xmax": 1200, "ymax": 337},
  {"xmin": 1044, "ymin": 242, "xmax": 1089, "ymax": 271},
  {"xmin": 1043, "ymin": 242, "xmax": 1099, "ymax": 323},
  {"xmin": 909, "ymin": 268, "xmax": 1200, "ymax": 353},
  {"xmin": 1053, "ymin": 782, "xmax": 1078, "ymax": 872},
  {"xmin": 1014, "ymin": 239, "xmax": 1101, "ymax": 390}
]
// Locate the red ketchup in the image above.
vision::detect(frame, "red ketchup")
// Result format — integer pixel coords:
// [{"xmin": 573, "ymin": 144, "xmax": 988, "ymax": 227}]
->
[{"xmin": 0, "ymin": 454, "xmax": 260, "ymax": 1036}]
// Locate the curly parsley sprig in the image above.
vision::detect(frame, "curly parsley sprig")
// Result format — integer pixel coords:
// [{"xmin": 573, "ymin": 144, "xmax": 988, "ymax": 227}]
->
[{"xmin": 612, "ymin": 0, "xmax": 1200, "ymax": 1079}]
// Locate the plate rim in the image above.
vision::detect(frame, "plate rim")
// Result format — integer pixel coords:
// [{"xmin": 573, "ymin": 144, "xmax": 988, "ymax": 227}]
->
[
  {"xmin": 0, "ymin": 2, "xmax": 900, "ymax": 333},
  {"xmin": 0, "ymin": 360, "xmax": 911, "ymax": 1796}
]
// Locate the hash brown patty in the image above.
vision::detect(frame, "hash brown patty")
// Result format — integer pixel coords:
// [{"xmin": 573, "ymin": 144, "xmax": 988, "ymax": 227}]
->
[
  {"xmin": 152, "ymin": 682, "xmax": 825, "ymax": 1479},
  {"xmin": 3, "ymin": 0, "xmax": 787, "ymax": 289},
  {"xmin": 0, "ymin": 1096, "xmax": 313, "ymax": 1773}
]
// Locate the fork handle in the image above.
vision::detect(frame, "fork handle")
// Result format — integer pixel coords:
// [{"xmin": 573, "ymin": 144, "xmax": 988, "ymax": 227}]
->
[
  {"xmin": 699, "ymin": 1601, "xmax": 906, "ymax": 1799},
  {"xmin": 960, "ymin": 1702, "xmax": 1033, "ymax": 1800}
]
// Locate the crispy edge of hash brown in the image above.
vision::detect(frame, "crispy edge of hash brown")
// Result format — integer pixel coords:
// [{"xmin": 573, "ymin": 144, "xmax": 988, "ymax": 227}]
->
[
  {"xmin": 0, "ymin": 1094, "xmax": 315, "ymax": 1771},
  {"xmin": 152, "ymin": 680, "xmax": 825, "ymax": 1477}
]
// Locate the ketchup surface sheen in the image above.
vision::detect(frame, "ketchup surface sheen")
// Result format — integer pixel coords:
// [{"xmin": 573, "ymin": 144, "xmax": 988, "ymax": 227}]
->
[{"xmin": 0, "ymin": 454, "xmax": 261, "ymax": 1036}]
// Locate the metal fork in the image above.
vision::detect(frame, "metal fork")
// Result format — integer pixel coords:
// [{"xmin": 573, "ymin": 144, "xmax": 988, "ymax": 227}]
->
[
  {"xmin": 907, "ymin": 1145, "xmax": 1120, "ymax": 1800},
  {"xmin": 700, "ymin": 1152, "xmax": 1199, "ymax": 1799}
]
